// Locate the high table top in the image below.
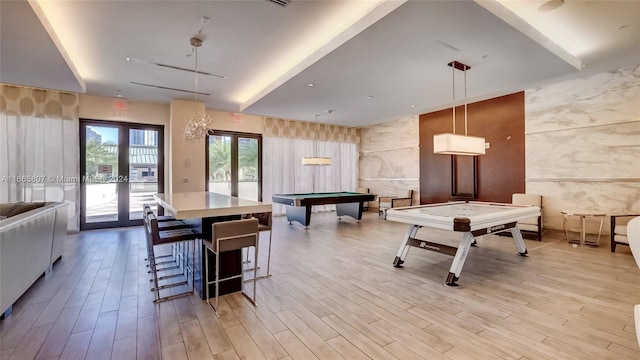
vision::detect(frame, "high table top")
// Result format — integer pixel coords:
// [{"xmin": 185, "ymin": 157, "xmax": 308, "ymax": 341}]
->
[{"xmin": 154, "ymin": 192, "xmax": 272, "ymax": 219}]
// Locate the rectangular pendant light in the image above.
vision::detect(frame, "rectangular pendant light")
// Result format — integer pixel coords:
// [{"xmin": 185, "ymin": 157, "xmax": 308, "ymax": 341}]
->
[
  {"xmin": 302, "ymin": 112, "xmax": 333, "ymax": 166},
  {"xmin": 433, "ymin": 61, "xmax": 485, "ymax": 157},
  {"xmin": 433, "ymin": 133, "xmax": 485, "ymax": 156},
  {"xmin": 301, "ymin": 157, "xmax": 331, "ymax": 165}
]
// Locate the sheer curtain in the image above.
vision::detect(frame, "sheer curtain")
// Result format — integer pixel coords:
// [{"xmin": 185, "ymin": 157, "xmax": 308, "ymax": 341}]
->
[
  {"xmin": 263, "ymin": 136, "xmax": 357, "ymax": 215},
  {"xmin": 0, "ymin": 85, "xmax": 80, "ymax": 232}
]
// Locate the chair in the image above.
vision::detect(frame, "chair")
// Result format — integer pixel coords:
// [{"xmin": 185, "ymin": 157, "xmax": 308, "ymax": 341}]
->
[
  {"xmin": 610, "ymin": 214, "xmax": 640, "ymax": 252},
  {"xmin": 625, "ymin": 216, "xmax": 640, "ymax": 347},
  {"xmin": 143, "ymin": 204, "xmax": 189, "ymax": 270},
  {"xmin": 143, "ymin": 203, "xmax": 176, "ymax": 222},
  {"xmin": 356, "ymin": 187, "xmax": 371, "ymax": 211},
  {"xmin": 245, "ymin": 212, "xmax": 273, "ymax": 279},
  {"xmin": 145, "ymin": 212, "xmax": 200, "ymax": 303},
  {"xmin": 512, "ymin": 193, "xmax": 543, "ymax": 241},
  {"xmin": 204, "ymin": 218, "xmax": 259, "ymax": 317},
  {"xmin": 378, "ymin": 190, "xmax": 414, "ymax": 219}
]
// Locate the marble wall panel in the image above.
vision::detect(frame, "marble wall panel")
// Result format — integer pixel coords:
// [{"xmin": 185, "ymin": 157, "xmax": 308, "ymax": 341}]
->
[
  {"xmin": 359, "ymin": 114, "xmax": 420, "ymax": 207},
  {"xmin": 526, "ymin": 181, "xmax": 640, "ymax": 236},
  {"xmin": 524, "ymin": 63, "xmax": 640, "ymax": 243},
  {"xmin": 359, "ymin": 147, "xmax": 419, "ymax": 180},
  {"xmin": 526, "ymin": 121, "xmax": 640, "ymax": 179},
  {"xmin": 525, "ymin": 65, "xmax": 640, "ymax": 133},
  {"xmin": 359, "ymin": 115, "xmax": 418, "ymax": 152}
]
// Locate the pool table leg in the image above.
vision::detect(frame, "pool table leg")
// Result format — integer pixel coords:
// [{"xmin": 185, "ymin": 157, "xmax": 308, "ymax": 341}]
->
[
  {"xmin": 285, "ymin": 205, "xmax": 312, "ymax": 229},
  {"xmin": 393, "ymin": 225, "xmax": 420, "ymax": 268},
  {"xmin": 510, "ymin": 226, "xmax": 528, "ymax": 256},
  {"xmin": 336, "ymin": 202, "xmax": 364, "ymax": 222},
  {"xmin": 446, "ymin": 232, "xmax": 475, "ymax": 286}
]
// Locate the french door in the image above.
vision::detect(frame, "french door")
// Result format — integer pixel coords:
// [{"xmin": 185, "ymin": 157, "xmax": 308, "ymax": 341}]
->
[
  {"xmin": 206, "ymin": 131, "xmax": 262, "ymax": 201},
  {"xmin": 80, "ymin": 120, "xmax": 164, "ymax": 230}
]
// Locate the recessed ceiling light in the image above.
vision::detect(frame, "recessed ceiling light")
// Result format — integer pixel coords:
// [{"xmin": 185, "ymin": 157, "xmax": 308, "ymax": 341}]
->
[
  {"xmin": 367, "ymin": 96, "xmax": 374, "ymax": 99},
  {"xmin": 308, "ymin": 83, "xmax": 315, "ymax": 87},
  {"xmin": 410, "ymin": 105, "xmax": 416, "ymax": 108}
]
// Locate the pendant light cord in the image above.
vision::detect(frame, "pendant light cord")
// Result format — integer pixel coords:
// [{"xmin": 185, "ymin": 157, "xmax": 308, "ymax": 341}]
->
[
  {"xmin": 464, "ymin": 67, "xmax": 468, "ymax": 136},
  {"xmin": 452, "ymin": 64, "xmax": 456, "ymax": 135},
  {"xmin": 190, "ymin": 31, "xmax": 205, "ymax": 117},
  {"xmin": 194, "ymin": 35, "xmax": 200, "ymax": 116},
  {"xmin": 314, "ymin": 115, "xmax": 319, "ymax": 157}
]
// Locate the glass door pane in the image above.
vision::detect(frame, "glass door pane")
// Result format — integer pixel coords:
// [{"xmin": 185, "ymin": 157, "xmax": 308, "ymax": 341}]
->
[
  {"xmin": 81, "ymin": 120, "xmax": 164, "ymax": 230},
  {"xmin": 85, "ymin": 125, "xmax": 119, "ymax": 223},
  {"xmin": 208, "ymin": 135, "xmax": 232, "ymax": 195},
  {"xmin": 129, "ymin": 128, "xmax": 159, "ymax": 220},
  {"xmin": 238, "ymin": 137, "xmax": 258, "ymax": 200}
]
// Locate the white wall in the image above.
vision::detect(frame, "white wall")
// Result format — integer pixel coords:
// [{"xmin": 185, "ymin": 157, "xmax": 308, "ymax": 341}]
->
[
  {"xmin": 79, "ymin": 94, "xmax": 170, "ymax": 125},
  {"xmin": 206, "ymin": 109, "xmax": 264, "ymax": 134}
]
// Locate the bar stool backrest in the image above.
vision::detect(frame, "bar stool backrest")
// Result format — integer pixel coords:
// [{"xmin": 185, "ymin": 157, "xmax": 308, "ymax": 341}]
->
[
  {"xmin": 213, "ymin": 218, "xmax": 259, "ymax": 253},
  {"xmin": 146, "ymin": 212, "xmax": 160, "ymax": 245},
  {"xmin": 252, "ymin": 212, "xmax": 272, "ymax": 231}
]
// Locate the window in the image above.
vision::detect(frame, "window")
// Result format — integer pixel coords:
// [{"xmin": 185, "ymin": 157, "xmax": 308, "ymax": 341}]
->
[{"xmin": 206, "ymin": 131, "xmax": 262, "ymax": 201}]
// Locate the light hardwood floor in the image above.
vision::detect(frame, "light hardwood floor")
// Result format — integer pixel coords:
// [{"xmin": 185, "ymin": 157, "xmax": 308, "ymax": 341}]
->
[{"xmin": 1, "ymin": 211, "xmax": 639, "ymax": 360}]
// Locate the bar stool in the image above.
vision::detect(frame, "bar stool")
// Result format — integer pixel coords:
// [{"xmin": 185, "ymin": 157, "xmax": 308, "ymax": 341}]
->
[
  {"xmin": 204, "ymin": 218, "xmax": 259, "ymax": 317},
  {"xmin": 143, "ymin": 203, "xmax": 176, "ymax": 222},
  {"xmin": 244, "ymin": 212, "xmax": 273, "ymax": 279},
  {"xmin": 143, "ymin": 204, "xmax": 189, "ymax": 271},
  {"xmin": 145, "ymin": 212, "xmax": 201, "ymax": 303},
  {"xmin": 142, "ymin": 209, "xmax": 188, "ymax": 284}
]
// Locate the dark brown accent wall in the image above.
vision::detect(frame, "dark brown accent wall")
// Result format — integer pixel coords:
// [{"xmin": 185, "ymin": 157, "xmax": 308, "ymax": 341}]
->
[{"xmin": 419, "ymin": 92, "xmax": 525, "ymax": 204}]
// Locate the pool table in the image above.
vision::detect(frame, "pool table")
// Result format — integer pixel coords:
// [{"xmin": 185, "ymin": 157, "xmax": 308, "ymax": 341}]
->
[
  {"xmin": 386, "ymin": 201, "xmax": 541, "ymax": 286},
  {"xmin": 272, "ymin": 191, "xmax": 376, "ymax": 228}
]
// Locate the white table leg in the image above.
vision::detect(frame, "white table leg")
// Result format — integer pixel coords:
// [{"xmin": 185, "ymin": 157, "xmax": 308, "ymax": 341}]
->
[
  {"xmin": 510, "ymin": 226, "xmax": 528, "ymax": 256},
  {"xmin": 393, "ymin": 225, "xmax": 419, "ymax": 268},
  {"xmin": 446, "ymin": 232, "xmax": 475, "ymax": 286}
]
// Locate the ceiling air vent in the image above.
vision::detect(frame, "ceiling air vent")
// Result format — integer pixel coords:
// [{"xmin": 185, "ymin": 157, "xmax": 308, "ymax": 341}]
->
[{"xmin": 266, "ymin": 0, "xmax": 291, "ymax": 7}]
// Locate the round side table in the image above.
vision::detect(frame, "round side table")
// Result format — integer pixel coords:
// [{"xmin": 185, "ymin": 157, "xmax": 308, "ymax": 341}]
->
[{"xmin": 561, "ymin": 210, "xmax": 606, "ymax": 246}]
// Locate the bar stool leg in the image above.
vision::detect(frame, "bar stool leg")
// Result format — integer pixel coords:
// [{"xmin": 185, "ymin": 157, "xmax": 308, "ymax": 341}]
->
[
  {"xmin": 205, "ymin": 245, "xmax": 212, "ymax": 310},
  {"xmin": 265, "ymin": 231, "xmax": 272, "ymax": 277},
  {"xmin": 252, "ymin": 242, "xmax": 258, "ymax": 304},
  {"xmin": 204, "ymin": 244, "xmax": 222, "ymax": 317},
  {"xmin": 150, "ymin": 245, "xmax": 160, "ymax": 302},
  {"xmin": 215, "ymin": 240, "xmax": 220, "ymax": 316},
  {"xmin": 254, "ymin": 232, "xmax": 273, "ymax": 280}
]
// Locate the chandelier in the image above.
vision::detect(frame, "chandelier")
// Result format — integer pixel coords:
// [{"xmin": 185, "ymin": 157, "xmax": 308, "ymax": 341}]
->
[
  {"xmin": 184, "ymin": 34, "xmax": 214, "ymax": 143},
  {"xmin": 433, "ymin": 61, "xmax": 485, "ymax": 156}
]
